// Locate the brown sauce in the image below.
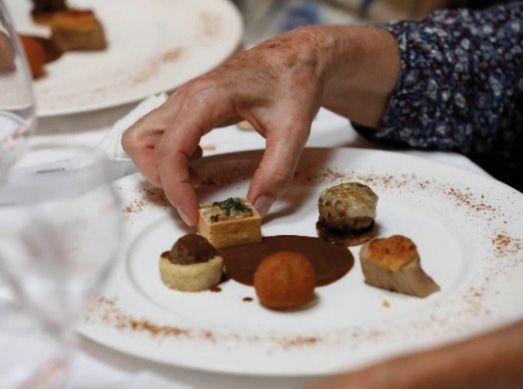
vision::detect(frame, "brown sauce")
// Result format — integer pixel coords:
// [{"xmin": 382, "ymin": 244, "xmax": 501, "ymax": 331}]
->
[{"xmin": 220, "ymin": 235, "xmax": 354, "ymax": 287}]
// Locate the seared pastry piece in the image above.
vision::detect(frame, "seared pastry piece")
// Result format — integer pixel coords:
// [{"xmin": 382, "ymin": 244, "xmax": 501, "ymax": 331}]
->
[
  {"xmin": 50, "ymin": 10, "xmax": 107, "ymax": 51},
  {"xmin": 19, "ymin": 36, "xmax": 46, "ymax": 79},
  {"xmin": 360, "ymin": 235, "xmax": 440, "ymax": 297},
  {"xmin": 31, "ymin": 0, "xmax": 67, "ymax": 25},
  {"xmin": 198, "ymin": 197, "xmax": 262, "ymax": 249},
  {"xmin": 35, "ymin": 36, "xmax": 63, "ymax": 63},
  {"xmin": 254, "ymin": 251, "xmax": 316, "ymax": 310},
  {"xmin": 317, "ymin": 182, "xmax": 378, "ymax": 246},
  {"xmin": 159, "ymin": 234, "xmax": 223, "ymax": 292}
]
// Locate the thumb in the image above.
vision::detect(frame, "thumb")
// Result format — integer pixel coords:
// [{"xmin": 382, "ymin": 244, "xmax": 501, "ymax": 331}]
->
[{"xmin": 247, "ymin": 124, "xmax": 309, "ymax": 217}]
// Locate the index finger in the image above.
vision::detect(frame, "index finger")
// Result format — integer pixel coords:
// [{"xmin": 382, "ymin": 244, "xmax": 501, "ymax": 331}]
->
[{"xmin": 154, "ymin": 90, "xmax": 235, "ymax": 226}]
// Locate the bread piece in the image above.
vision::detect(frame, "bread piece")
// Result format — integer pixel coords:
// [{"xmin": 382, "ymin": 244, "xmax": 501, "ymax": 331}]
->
[
  {"xmin": 198, "ymin": 197, "xmax": 262, "ymax": 249},
  {"xmin": 316, "ymin": 220, "xmax": 377, "ymax": 247},
  {"xmin": 360, "ymin": 235, "xmax": 440, "ymax": 297},
  {"xmin": 50, "ymin": 9, "xmax": 107, "ymax": 51},
  {"xmin": 159, "ymin": 234, "xmax": 223, "ymax": 292}
]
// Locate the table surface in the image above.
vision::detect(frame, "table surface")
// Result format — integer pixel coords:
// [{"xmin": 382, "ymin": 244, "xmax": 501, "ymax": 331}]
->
[{"xmin": 16, "ymin": 104, "xmax": 488, "ymax": 389}]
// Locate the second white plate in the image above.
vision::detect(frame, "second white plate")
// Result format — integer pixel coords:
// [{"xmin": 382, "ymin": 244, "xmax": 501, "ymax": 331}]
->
[{"xmin": 7, "ymin": 0, "xmax": 243, "ymax": 116}]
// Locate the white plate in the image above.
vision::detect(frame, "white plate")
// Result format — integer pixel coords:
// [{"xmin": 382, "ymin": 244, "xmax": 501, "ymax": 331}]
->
[
  {"xmin": 79, "ymin": 148, "xmax": 523, "ymax": 376},
  {"xmin": 6, "ymin": 0, "xmax": 243, "ymax": 117}
]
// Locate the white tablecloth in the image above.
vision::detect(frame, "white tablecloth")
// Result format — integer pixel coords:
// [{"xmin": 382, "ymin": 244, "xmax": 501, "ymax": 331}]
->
[{"xmin": 9, "ymin": 105, "xmax": 489, "ymax": 389}]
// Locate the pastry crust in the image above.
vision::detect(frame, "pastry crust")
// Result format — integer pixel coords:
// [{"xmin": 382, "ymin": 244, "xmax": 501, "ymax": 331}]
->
[
  {"xmin": 198, "ymin": 197, "xmax": 262, "ymax": 249},
  {"xmin": 159, "ymin": 253, "xmax": 223, "ymax": 292}
]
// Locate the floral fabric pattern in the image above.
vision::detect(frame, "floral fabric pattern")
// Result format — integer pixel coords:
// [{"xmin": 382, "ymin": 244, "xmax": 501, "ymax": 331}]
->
[{"xmin": 368, "ymin": 2, "xmax": 523, "ymax": 191}]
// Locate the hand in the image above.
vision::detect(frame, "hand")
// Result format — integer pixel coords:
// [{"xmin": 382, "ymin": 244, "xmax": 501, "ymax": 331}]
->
[
  {"xmin": 122, "ymin": 26, "xmax": 399, "ymax": 226},
  {"xmin": 310, "ymin": 319, "xmax": 523, "ymax": 388}
]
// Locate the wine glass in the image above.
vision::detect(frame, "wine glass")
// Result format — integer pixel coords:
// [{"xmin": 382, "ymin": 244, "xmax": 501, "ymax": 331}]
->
[
  {"xmin": 0, "ymin": 145, "xmax": 123, "ymax": 387},
  {"xmin": 0, "ymin": 0, "xmax": 36, "ymax": 180}
]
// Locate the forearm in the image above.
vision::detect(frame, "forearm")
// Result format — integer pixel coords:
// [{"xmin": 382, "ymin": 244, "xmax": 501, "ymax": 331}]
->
[
  {"xmin": 319, "ymin": 26, "xmax": 400, "ymax": 128},
  {"xmin": 315, "ymin": 319, "xmax": 523, "ymax": 388}
]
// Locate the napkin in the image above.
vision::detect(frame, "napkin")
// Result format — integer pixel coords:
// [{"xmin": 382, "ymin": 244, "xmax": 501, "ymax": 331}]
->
[{"xmin": 95, "ymin": 93, "xmax": 168, "ymax": 160}]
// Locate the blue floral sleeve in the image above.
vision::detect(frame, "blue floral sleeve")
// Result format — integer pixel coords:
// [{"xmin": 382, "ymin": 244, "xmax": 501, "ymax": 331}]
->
[{"xmin": 362, "ymin": 3, "xmax": 523, "ymax": 192}]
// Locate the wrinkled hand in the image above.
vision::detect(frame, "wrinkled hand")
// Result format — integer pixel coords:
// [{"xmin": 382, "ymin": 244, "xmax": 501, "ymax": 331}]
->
[
  {"xmin": 123, "ymin": 25, "xmax": 399, "ymax": 225},
  {"xmin": 122, "ymin": 27, "xmax": 331, "ymax": 225}
]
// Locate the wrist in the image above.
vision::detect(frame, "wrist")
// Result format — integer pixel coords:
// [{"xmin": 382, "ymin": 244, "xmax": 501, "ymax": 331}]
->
[{"xmin": 319, "ymin": 25, "xmax": 400, "ymax": 127}]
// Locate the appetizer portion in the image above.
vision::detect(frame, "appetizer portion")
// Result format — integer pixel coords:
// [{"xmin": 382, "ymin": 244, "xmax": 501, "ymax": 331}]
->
[
  {"xmin": 317, "ymin": 182, "xmax": 378, "ymax": 246},
  {"xmin": 50, "ymin": 9, "xmax": 107, "ymax": 51},
  {"xmin": 19, "ymin": 36, "xmax": 46, "ymax": 79},
  {"xmin": 254, "ymin": 251, "xmax": 316, "ymax": 310},
  {"xmin": 359, "ymin": 235, "xmax": 440, "ymax": 297},
  {"xmin": 198, "ymin": 197, "xmax": 262, "ymax": 249},
  {"xmin": 31, "ymin": 0, "xmax": 67, "ymax": 25},
  {"xmin": 159, "ymin": 234, "xmax": 223, "ymax": 292},
  {"xmin": 19, "ymin": 35, "xmax": 63, "ymax": 79}
]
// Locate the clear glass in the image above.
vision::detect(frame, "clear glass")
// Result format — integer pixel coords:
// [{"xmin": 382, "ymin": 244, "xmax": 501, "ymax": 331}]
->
[
  {"xmin": 0, "ymin": 0, "xmax": 36, "ymax": 181},
  {"xmin": 0, "ymin": 0, "xmax": 38, "ymax": 353},
  {"xmin": 0, "ymin": 145, "xmax": 123, "ymax": 387}
]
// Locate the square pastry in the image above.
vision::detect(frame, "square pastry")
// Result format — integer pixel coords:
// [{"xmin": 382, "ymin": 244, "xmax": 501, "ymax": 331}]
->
[{"xmin": 198, "ymin": 197, "xmax": 262, "ymax": 249}]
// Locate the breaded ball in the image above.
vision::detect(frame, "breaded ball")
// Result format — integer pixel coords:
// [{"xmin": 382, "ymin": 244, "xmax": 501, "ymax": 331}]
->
[{"xmin": 254, "ymin": 251, "xmax": 316, "ymax": 309}]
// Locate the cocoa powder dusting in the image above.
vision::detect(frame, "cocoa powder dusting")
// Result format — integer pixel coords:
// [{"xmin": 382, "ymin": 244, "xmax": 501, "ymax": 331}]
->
[
  {"xmin": 200, "ymin": 11, "xmax": 221, "ymax": 37},
  {"xmin": 491, "ymin": 233, "xmax": 522, "ymax": 256},
  {"xmin": 123, "ymin": 186, "xmax": 170, "ymax": 217},
  {"xmin": 85, "ymin": 295, "xmax": 327, "ymax": 349}
]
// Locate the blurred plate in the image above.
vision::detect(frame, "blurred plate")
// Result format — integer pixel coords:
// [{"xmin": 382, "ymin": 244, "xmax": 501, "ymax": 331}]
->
[
  {"xmin": 6, "ymin": 0, "xmax": 242, "ymax": 117},
  {"xmin": 78, "ymin": 148, "xmax": 523, "ymax": 375}
]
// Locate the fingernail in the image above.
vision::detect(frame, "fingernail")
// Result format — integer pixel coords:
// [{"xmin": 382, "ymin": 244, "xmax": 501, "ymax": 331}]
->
[
  {"xmin": 254, "ymin": 195, "xmax": 274, "ymax": 218},
  {"xmin": 178, "ymin": 207, "xmax": 194, "ymax": 226}
]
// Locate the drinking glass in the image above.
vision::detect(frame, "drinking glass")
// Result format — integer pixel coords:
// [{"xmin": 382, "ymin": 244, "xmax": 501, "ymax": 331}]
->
[
  {"xmin": 0, "ymin": 145, "xmax": 123, "ymax": 387},
  {"xmin": 0, "ymin": 0, "xmax": 37, "ymax": 343},
  {"xmin": 0, "ymin": 0, "xmax": 36, "ymax": 180}
]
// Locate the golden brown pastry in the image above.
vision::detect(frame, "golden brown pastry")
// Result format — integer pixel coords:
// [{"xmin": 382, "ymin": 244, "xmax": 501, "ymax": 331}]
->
[
  {"xmin": 31, "ymin": 0, "xmax": 67, "ymax": 25},
  {"xmin": 159, "ymin": 234, "xmax": 223, "ymax": 292},
  {"xmin": 198, "ymin": 197, "xmax": 262, "ymax": 249},
  {"xmin": 50, "ymin": 9, "xmax": 107, "ymax": 51},
  {"xmin": 254, "ymin": 251, "xmax": 316, "ymax": 310},
  {"xmin": 359, "ymin": 235, "xmax": 440, "ymax": 297},
  {"xmin": 19, "ymin": 35, "xmax": 46, "ymax": 79},
  {"xmin": 317, "ymin": 182, "xmax": 378, "ymax": 246}
]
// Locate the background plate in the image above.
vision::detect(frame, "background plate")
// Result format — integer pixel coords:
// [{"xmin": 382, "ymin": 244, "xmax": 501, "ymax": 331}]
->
[
  {"xmin": 7, "ymin": 0, "xmax": 243, "ymax": 116},
  {"xmin": 79, "ymin": 148, "xmax": 523, "ymax": 376}
]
